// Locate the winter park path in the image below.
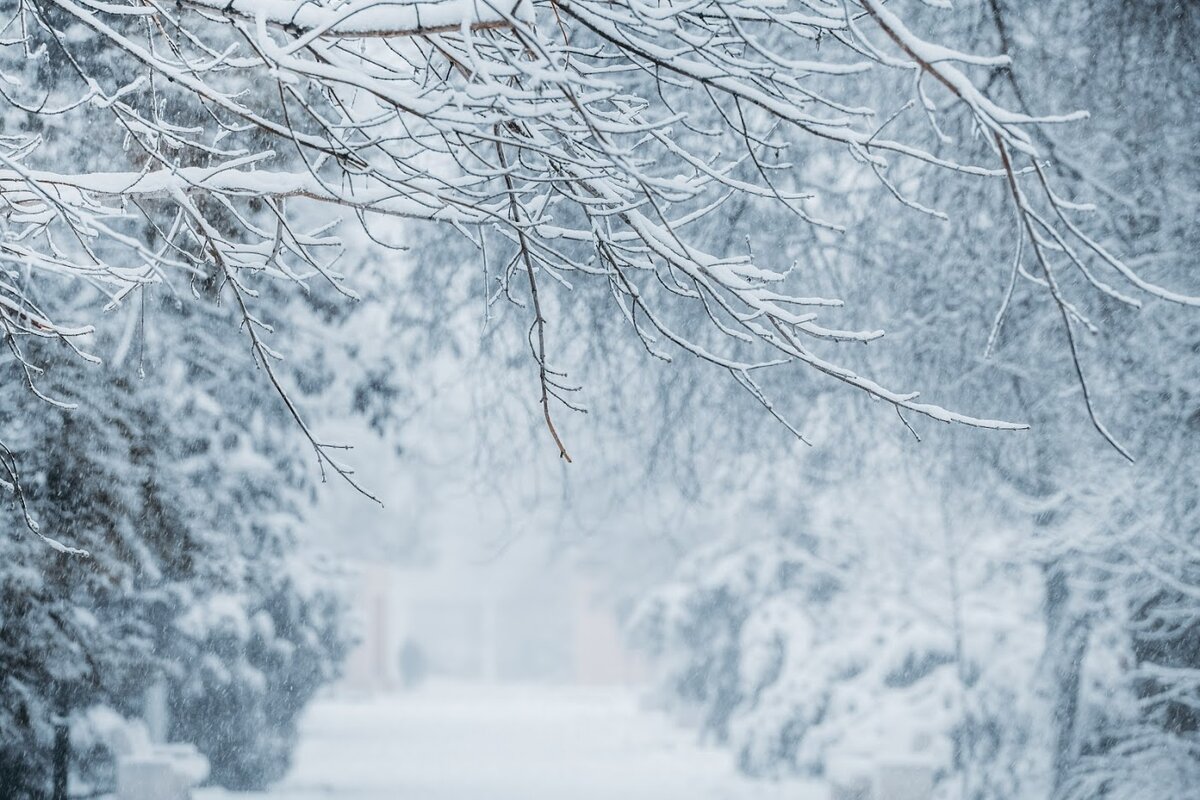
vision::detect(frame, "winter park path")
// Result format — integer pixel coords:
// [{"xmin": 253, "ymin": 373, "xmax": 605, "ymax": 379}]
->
[{"xmin": 196, "ymin": 682, "xmax": 827, "ymax": 800}]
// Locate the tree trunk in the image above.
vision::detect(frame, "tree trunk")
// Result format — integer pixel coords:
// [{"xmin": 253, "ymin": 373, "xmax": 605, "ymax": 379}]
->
[
  {"xmin": 52, "ymin": 685, "xmax": 69, "ymax": 800},
  {"xmin": 1041, "ymin": 563, "xmax": 1088, "ymax": 800}
]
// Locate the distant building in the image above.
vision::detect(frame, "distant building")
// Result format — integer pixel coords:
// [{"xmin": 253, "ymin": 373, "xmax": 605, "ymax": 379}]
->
[{"xmin": 340, "ymin": 542, "xmax": 645, "ymax": 691}]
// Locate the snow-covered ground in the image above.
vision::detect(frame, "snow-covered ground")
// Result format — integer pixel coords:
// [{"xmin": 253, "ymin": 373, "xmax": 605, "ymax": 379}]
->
[{"xmin": 197, "ymin": 682, "xmax": 827, "ymax": 800}]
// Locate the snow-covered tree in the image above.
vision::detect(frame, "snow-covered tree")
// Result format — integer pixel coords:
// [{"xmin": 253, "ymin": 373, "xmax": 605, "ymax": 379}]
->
[
  {"xmin": 5, "ymin": 0, "xmax": 1196, "ymax": 491},
  {"xmin": 167, "ymin": 560, "xmax": 350, "ymax": 789},
  {"xmin": 630, "ymin": 457, "xmax": 1041, "ymax": 793},
  {"xmin": 0, "ymin": 253, "xmax": 381, "ymax": 796},
  {"xmin": 624, "ymin": 2, "xmax": 1199, "ymax": 799},
  {"xmin": 3, "ymin": 2, "xmax": 1199, "ymax": 797}
]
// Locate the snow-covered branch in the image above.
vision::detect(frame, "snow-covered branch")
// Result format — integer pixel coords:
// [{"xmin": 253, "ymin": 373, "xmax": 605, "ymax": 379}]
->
[{"xmin": 3, "ymin": 0, "xmax": 1193, "ymax": 476}]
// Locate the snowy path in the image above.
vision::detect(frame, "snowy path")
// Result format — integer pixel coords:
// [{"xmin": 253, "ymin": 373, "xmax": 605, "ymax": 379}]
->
[{"xmin": 197, "ymin": 682, "xmax": 826, "ymax": 800}]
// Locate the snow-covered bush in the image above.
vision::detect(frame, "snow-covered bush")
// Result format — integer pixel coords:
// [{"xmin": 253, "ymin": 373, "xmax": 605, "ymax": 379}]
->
[
  {"xmin": 0, "ymin": 355, "xmax": 181, "ymax": 798},
  {"xmin": 0, "ymin": 273, "xmax": 377, "ymax": 793},
  {"xmin": 631, "ymin": 507, "xmax": 1047, "ymax": 798},
  {"xmin": 168, "ymin": 566, "xmax": 350, "ymax": 789},
  {"xmin": 634, "ymin": 531, "xmax": 948, "ymax": 773}
]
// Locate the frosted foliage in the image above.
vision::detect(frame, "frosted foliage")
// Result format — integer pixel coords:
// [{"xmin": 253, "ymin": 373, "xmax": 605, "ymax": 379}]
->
[
  {"xmin": 634, "ymin": 526, "xmax": 1038, "ymax": 783},
  {"xmin": 1, "ymin": 1, "xmax": 1198, "ymax": 799},
  {"xmin": 3, "ymin": 0, "xmax": 1196, "ymax": 482}
]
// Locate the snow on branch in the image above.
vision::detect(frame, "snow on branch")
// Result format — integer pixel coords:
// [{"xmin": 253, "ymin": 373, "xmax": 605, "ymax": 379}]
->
[
  {"xmin": 3, "ymin": 0, "xmax": 1193, "ymax": 507},
  {"xmin": 178, "ymin": 0, "xmax": 533, "ymax": 37},
  {"xmin": 2, "ymin": 162, "xmax": 487, "ymax": 222}
]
